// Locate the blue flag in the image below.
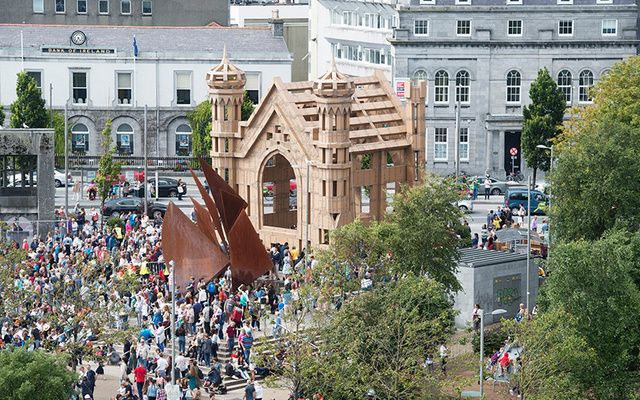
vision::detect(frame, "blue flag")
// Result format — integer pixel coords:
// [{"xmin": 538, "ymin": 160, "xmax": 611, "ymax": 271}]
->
[{"xmin": 132, "ymin": 35, "xmax": 139, "ymax": 58}]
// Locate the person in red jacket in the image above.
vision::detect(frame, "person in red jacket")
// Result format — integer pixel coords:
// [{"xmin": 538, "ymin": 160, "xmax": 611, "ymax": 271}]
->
[{"xmin": 134, "ymin": 362, "xmax": 147, "ymax": 400}]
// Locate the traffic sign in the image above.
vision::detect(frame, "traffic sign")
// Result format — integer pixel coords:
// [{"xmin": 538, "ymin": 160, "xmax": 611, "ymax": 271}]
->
[{"xmin": 509, "ymin": 147, "xmax": 518, "ymax": 156}]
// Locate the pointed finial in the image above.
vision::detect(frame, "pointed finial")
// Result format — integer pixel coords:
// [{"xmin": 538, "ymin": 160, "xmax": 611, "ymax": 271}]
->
[
  {"xmin": 330, "ymin": 53, "xmax": 338, "ymax": 74},
  {"xmin": 222, "ymin": 45, "xmax": 228, "ymax": 64}
]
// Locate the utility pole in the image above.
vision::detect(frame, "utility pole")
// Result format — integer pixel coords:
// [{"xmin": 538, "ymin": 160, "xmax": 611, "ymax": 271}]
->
[
  {"xmin": 454, "ymin": 100, "xmax": 460, "ymax": 177},
  {"xmin": 305, "ymin": 160, "xmax": 311, "ymax": 262},
  {"xmin": 48, "ymin": 83, "xmax": 53, "ymax": 128},
  {"xmin": 526, "ymin": 175, "xmax": 531, "ymax": 312},
  {"xmin": 169, "ymin": 260, "xmax": 176, "ymax": 385},
  {"xmin": 143, "ymin": 105, "xmax": 148, "ymax": 213},
  {"xmin": 64, "ymin": 104, "xmax": 69, "ymax": 217}
]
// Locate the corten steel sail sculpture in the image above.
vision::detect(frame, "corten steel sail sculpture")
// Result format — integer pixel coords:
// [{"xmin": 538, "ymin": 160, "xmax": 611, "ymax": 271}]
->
[{"xmin": 162, "ymin": 158, "xmax": 272, "ymax": 289}]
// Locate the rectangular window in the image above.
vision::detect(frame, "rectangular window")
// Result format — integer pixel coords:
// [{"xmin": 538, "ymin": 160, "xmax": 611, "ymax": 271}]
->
[
  {"xmin": 557, "ymin": 0, "xmax": 573, "ymax": 3},
  {"xmin": 332, "ymin": 11, "xmax": 341, "ymax": 25},
  {"xmin": 456, "ymin": 0, "xmax": 471, "ymax": 4},
  {"xmin": 506, "ymin": 0, "xmax": 522, "ymax": 4},
  {"xmin": 77, "ymin": 0, "xmax": 87, "ymax": 13},
  {"xmin": 176, "ymin": 71, "xmax": 192, "ymax": 105},
  {"xmin": 596, "ymin": 0, "xmax": 612, "ymax": 3},
  {"xmin": 508, "ymin": 20, "xmax": 522, "ymax": 36},
  {"xmin": 459, "ymin": 127, "xmax": 469, "ymax": 161},
  {"xmin": 457, "ymin": 20, "xmax": 471, "ymax": 36},
  {"xmin": 245, "ymin": 73, "xmax": 260, "ymax": 104},
  {"xmin": 142, "ymin": 0, "xmax": 152, "ymax": 15},
  {"xmin": 332, "ymin": 180, "xmax": 338, "ymax": 197},
  {"xmin": 56, "ymin": 0, "xmax": 66, "ymax": 13},
  {"xmin": 434, "ymin": 128, "xmax": 448, "ymax": 161},
  {"xmin": 72, "ymin": 72, "xmax": 88, "ymax": 105},
  {"xmin": 419, "ymin": 0, "xmax": 435, "ymax": 4},
  {"xmin": 602, "ymin": 19, "xmax": 617, "ymax": 36},
  {"xmin": 99, "ymin": 0, "xmax": 109, "ymax": 13},
  {"xmin": 558, "ymin": 20, "xmax": 573, "ymax": 36},
  {"xmin": 116, "ymin": 72, "xmax": 132, "ymax": 105},
  {"xmin": 25, "ymin": 71, "xmax": 42, "ymax": 91},
  {"xmin": 121, "ymin": 0, "xmax": 131, "ymax": 14},
  {"xmin": 414, "ymin": 20, "xmax": 429, "ymax": 36},
  {"xmin": 33, "ymin": 0, "xmax": 44, "ymax": 13}
]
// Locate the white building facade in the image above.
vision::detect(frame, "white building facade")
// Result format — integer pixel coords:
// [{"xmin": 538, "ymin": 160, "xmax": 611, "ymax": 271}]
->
[
  {"xmin": 308, "ymin": 0, "xmax": 399, "ymax": 80},
  {"xmin": 0, "ymin": 24, "xmax": 292, "ymax": 158}
]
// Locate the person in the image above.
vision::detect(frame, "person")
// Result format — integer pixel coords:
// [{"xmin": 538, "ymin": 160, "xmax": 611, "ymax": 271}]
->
[
  {"xmin": 472, "ymin": 178, "xmax": 479, "ymax": 200},
  {"xmin": 243, "ymin": 379, "xmax": 256, "ymax": 400},
  {"xmin": 254, "ymin": 381, "xmax": 264, "ymax": 400},
  {"xmin": 73, "ymin": 180, "xmax": 82, "ymax": 201},
  {"xmin": 471, "ymin": 233, "xmax": 479, "ymax": 248},
  {"xmin": 531, "ymin": 215, "xmax": 538, "ymax": 232},
  {"xmin": 177, "ymin": 179, "xmax": 186, "ymax": 201},
  {"xmin": 515, "ymin": 303, "xmax": 528, "ymax": 322},
  {"xmin": 424, "ymin": 355, "xmax": 435, "ymax": 372},
  {"xmin": 483, "ymin": 176, "xmax": 491, "ymax": 200},
  {"xmin": 147, "ymin": 377, "xmax": 159, "ymax": 400},
  {"xmin": 134, "ymin": 362, "xmax": 147, "ymax": 400},
  {"xmin": 471, "ymin": 304, "xmax": 482, "ymax": 332},
  {"xmin": 439, "ymin": 344, "xmax": 448, "ymax": 375}
]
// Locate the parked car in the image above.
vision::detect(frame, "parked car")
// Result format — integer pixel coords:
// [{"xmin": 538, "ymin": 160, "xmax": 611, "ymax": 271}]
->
[
  {"xmin": 505, "ymin": 188, "xmax": 548, "ymax": 215},
  {"xmin": 455, "ymin": 198, "xmax": 474, "ymax": 212},
  {"xmin": 102, "ymin": 197, "xmax": 167, "ymax": 218},
  {"xmin": 134, "ymin": 178, "xmax": 186, "ymax": 198},
  {"xmin": 485, "ymin": 177, "xmax": 526, "ymax": 196},
  {"xmin": 54, "ymin": 169, "xmax": 74, "ymax": 187}
]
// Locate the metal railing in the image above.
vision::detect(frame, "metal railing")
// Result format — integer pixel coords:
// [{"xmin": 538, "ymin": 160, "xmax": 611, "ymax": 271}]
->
[{"xmin": 54, "ymin": 156, "xmax": 212, "ymax": 171}]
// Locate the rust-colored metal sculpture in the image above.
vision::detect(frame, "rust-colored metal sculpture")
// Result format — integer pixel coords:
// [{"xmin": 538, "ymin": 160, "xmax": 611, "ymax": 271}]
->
[
  {"xmin": 161, "ymin": 202, "xmax": 228, "ymax": 289},
  {"xmin": 162, "ymin": 159, "xmax": 273, "ymax": 289}
]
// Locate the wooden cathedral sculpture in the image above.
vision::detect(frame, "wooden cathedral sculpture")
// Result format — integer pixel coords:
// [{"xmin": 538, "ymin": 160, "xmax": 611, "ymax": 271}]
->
[{"xmin": 162, "ymin": 158, "xmax": 273, "ymax": 290}]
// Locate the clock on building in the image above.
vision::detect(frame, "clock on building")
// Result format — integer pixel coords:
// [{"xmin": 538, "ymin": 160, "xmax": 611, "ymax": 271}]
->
[{"xmin": 71, "ymin": 30, "xmax": 86, "ymax": 46}]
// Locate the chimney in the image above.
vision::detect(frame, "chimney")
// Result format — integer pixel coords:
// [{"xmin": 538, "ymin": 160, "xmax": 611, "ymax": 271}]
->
[{"xmin": 270, "ymin": 9, "xmax": 284, "ymax": 37}]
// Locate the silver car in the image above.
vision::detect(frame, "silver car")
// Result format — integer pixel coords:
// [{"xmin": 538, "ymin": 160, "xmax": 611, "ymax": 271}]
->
[{"xmin": 485, "ymin": 177, "xmax": 526, "ymax": 196}]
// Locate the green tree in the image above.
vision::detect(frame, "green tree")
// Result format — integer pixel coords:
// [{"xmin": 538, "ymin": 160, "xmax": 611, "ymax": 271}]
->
[
  {"xmin": 187, "ymin": 100, "xmax": 212, "ymax": 157},
  {"xmin": 241, "ymin": 91, "xmax": 255, "ymax": 121},
  {"xmin": 298, "ymin": 276, "xmax": 456, "ymax": 399},
  {"xmin": 538, "ymin": 229, "xmax": 640, "ymax": 398},
  {"xmin": 95, "ymin": 120, "xmax": 121, "ymax": 225},
  {"xmin": 388, "ymin": 175, "xmax": 464, "ymax": 292},
  {"xmin": 0, "ymin": 349, "xmax": 78, "ymax": 400},
  {"xmin": 521, "ymin": 68, "xmax": 566, "ymax": 186},
  {"xmin": 509, "ymin": 309, "xmax": 597, "ymax": 400},
  {"xmin": 52, "ymin": 111, "xmax": 69, "ymax": 156},
  {"xmin": 553, "ymin": 58, "xmax": 640, "ymax": 241},
  {"xmin": 0, "ymin": 104, "xmax": 5, "ymax": 126},
  {"xmin": 9, "ymin": 72, "xmax": 48, "ymax": 129}
]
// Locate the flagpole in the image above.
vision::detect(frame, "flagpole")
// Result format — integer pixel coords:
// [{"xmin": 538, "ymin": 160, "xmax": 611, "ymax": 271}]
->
[{"xmin": 133, "ymin": 50, "xmax": 136, "ymax": 108}]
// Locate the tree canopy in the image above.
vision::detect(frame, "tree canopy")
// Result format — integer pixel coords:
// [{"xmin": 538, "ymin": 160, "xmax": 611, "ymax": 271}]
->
[
  {"xmin": 538, "ymin": 229, "xmax": 640, "ymax": 398},
  {"xmin": 0, "ymin": 105, "xmax": 5, "ymax": 126},
  {"xmin": 553, "ymin": 56, "xmax": 640, "ymax": 241},
  {"xmin": 9, "ymin": 72, "xmax": 48, "ymax": 129},
  {"xmin": 521, "ymin": 68, "xmax": 566, "ymax": 185},
  {"xmin": 298, "ymin": 275, "xmax": 456, "ymax": 400},
  {"xmin": 95, "ymin": 120, "xmax": 122, "ymax": 224},
  {"xmin": 0, "ymin": 349, "xmax": 77, "ymax": 400}
]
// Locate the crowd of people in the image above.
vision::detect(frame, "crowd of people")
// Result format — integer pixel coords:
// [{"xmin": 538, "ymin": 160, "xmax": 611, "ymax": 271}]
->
[{"xmin": 0, "ymin": 200, "xmax": 318, "ymax": 400}]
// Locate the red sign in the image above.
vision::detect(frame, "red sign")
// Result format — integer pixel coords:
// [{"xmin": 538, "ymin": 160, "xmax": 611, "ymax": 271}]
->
[
  {"xmin": 509, "ymin": 147, "xmax": 518, "ymax": 156},
  {"xmin": 395, "ymin": 79, "xmax": 408, "ymax": 98}
]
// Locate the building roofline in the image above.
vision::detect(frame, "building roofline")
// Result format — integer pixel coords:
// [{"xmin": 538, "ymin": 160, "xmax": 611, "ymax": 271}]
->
[{"xmin": 0, "ymin": 23, "xmax": 269, "ymax": 31}]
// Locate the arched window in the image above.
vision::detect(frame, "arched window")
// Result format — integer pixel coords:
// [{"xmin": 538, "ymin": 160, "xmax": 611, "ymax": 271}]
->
[
  {"xmin": 71, "ymin": 123, "xmax": 89, "ymax": 154},
  {"xmin": 506, "ymin": 70, "xmax": 521, "ymax": 103},
  {"xmin": 579, "ymin": 70, "xmax": 594, "ymax": 102},
  {"xmin": 455, "ymin": 70, "xmax": 470, "ymax": 104},
  {"xmin": 434, "ymin": 70, "xmax": 449, "ymax": 103},
  {"xmin": 116, "ymin": 123, "xmax": 134, "ymax": 155},
  {"xmin": 175, "ymin": 124, "xmax": 192, "ymax": 156},
  {"xmin": 557, "ymin": 70, "xmax": 572, "ymax": 104},
  {"xmin": 412, "ymin": 69, "xmax": 427, "ymax": 84}
]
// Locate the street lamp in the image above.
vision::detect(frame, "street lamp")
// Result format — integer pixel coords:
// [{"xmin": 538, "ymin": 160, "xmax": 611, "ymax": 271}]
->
[
  {"xmin": 536, "ymin": 144, "xmax": 554, "ymax": 260},
  {"xmin": 479, "ymin": 308, "xmax": 507, "ymax": 397}
]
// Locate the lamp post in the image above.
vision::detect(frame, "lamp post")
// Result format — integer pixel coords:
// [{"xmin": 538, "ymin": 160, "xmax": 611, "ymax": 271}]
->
[
  {"xmin": 526, "ymin": 175, "xmax": 531, "ymax": 313},
  {"xmin": 305, "ymin": 160, "xmax": 311, "ymax": 262},
  {"xmin": 168, "ymin": 260, "xmax": 176, "ymax": 385},
  {"xmin": 536, "ymin": 144, "xmax": 554, "ymax": 259},
  {"xmin": 479, "ymin": 308, "xmax": 507, "ymax": 397}
]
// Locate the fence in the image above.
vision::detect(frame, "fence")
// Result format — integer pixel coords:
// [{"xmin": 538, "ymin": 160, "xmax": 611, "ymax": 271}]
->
[{"xmin": 54, "ymin": 156, "xmax": 212, "ymax": 171}]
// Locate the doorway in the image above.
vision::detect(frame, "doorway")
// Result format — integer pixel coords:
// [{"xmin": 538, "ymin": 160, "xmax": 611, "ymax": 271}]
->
[
  {"xmin": 503, "ymin": 130, "xmax": 522, "ymax": 176},
  {"xmin": 261, "ymin": 153, "xmax": 298, "ymax": 230}
]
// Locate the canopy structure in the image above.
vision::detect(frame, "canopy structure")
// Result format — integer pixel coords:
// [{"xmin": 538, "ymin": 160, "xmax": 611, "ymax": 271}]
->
[{"xmin": 162, "ymin": 158, "xmax": 273, "ymax": 289}]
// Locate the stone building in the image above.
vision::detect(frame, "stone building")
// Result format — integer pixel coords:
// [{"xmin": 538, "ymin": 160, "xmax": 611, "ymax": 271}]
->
[
  {"xmin": 391, "ymin": 0, "xmax": 639, "ymax": 177},
  {"xmin": 0, "ymin": 129, "xmax": 55, "ymax": 237},
  {"xmin": 0, "ymin": 24, "xmax": 291, "ymax": 158},
  {"xmin": 1, "ymin": 0, "xmax": 229, "ymax": 27},
  {"xmin": 207, "ymin": 52, "xmax": 426, "ymax": 248}
]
